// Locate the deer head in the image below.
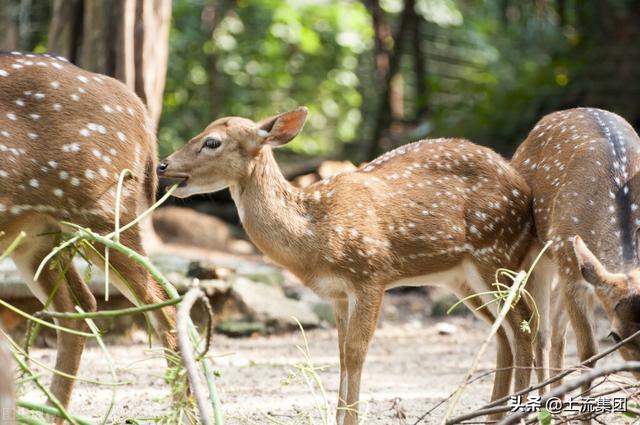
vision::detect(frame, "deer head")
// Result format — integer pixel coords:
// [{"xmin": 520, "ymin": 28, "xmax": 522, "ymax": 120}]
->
[
  {"xmin": 158, "ymin": 107, "xmax": 308, "ymax": 197},
  {"xmin": 574, "ymin": 235, "xmax": 640, "ymax": 365}
]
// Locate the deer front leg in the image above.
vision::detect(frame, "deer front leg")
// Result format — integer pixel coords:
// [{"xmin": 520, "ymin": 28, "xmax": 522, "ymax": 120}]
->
[
  {"xmin": 13, "ymin": 251, "xmax": 97, "ymax": 423},
  {"xmin": 341, "ymin": 289, "xmax": 383, "ymax": 425},
  {"xmin": 550, "ymin": 285, "xmax": 569, "ymax": 389},
  {"xmin": 563, "ymin": 281, "xmax": 597, "ymax": 394},
  {"xmin": 528, "ymin": 259, "xmax": 553, "ymax": 390},
  {"xmin": 333, "ymin": 298, "xmax": 349, "ymax": 424}
]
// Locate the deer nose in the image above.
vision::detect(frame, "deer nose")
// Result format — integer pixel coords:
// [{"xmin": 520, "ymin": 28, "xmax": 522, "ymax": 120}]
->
[{"xmin": 157, "ymin": 161, "xmax": 169, "ymax": 174}]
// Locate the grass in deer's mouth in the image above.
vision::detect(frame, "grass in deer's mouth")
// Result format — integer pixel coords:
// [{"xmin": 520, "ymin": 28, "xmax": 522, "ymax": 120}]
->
[{"xmin": 161, "ymin": 175, "xmax": 189, "ymax": 188}]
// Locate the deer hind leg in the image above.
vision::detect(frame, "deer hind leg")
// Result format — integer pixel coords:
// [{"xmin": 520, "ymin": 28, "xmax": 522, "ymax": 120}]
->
[
  {"xmin": 549, "ymin": 284, "xmax": 569, "ymax": 389},
  {"xmin": 12, "ymin": 242, "xmax": 96, "ymax": 422},
  {"xmin": 458, "ymin": 267, "xmax": 520, "ymax": 406},
  {"xmin": 563, "ymin": 279, "xmax": 597, "ymax": 394},
  {"xmin": 332, "ymin": 298, "xmax": 349, "ymax": 425},
  {"xmin": 527, "ymin": 256, "xmax": 554, "ymax": 391},
  {"xmin": 341, "ymin": 288, "xmax": 384, "ymax": 425},
  {"xmin": 505, "ymin": 301, "xmax": 534, "ymax": 393},
  {"xmin": 460, "ymin": 291, "xmax": 513, "ymax": 408}
]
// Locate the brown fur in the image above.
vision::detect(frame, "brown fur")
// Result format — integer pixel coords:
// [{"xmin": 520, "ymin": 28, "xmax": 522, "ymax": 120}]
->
[
  {"xmin": 512, "ymin": 107, "xmax": 640, "ymax": 389},
  {"xmin": 0, "ymin": 51, "xmax": 176, "ymax": 421},
  {"xmin": 160, "ymin": 107, "xmax": 537, "ymax": 424}
]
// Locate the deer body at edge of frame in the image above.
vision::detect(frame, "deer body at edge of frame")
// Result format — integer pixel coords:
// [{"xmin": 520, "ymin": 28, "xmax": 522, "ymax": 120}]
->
[
  {"xmin": 159, "ymin": 107, "xmax": 538, "ymax": 425},
  {"xmin": 512, "ymin": 107, "xmax": 640, "ymax": 400},
  {"xmin": 0, "ymin": 51, "xmax": 177, "ymax": 423}
]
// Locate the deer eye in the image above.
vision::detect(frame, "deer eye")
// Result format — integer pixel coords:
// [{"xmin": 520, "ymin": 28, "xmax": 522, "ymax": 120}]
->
[
  {"xmin": 608, "ymin": 330, "xmax": 622, "ymax": 343},
  {"xmin": 202, "ymin": 137, "xmax": 222, "ymax": 150}
]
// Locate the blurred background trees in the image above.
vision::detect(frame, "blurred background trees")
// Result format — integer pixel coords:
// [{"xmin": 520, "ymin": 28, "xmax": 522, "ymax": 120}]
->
[{"xmin": 2, "ymin": 0, "xmax": 639, "ymax": 162}]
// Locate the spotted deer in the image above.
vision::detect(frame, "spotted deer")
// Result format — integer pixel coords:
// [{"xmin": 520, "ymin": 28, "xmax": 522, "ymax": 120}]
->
[
  {"xmin": 512, "ymin": 108, "xmax": 640, "ymax": 389},
  {"xmin": 158, "ymin": 107, "xmax": 536, "ymax": 424},
  {"xmin": 0, "ymin": 51, "xmax": 176, "ymax": 421}
]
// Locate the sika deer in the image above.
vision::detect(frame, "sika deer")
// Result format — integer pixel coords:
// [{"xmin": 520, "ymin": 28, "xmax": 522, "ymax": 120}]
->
[
  {"xmin": 159, "ymin": 107, "xmax": 536, "ymax": 424},
  {"xmin": 512, "ymin": 108, "xmax": 640, "ymax": 388},
  {"xmin": 0, "ymin": 51, "xmax": 176, "ymax": 421}
]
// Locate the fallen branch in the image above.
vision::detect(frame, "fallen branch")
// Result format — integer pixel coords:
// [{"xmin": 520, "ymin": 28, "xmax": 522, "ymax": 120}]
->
[
  {"xmin": 36, "ymin": 296, "xmax": 183, "ymax": 320},
  {"xmin": 497, "ymin": 361, "xmax": 640, "ymax": 425},
  {"xmin": 441, "ymin": 328, "xmax": 640, "ymax": 424},
  {"xmin": 483, "ymin": 327, "xmax": 640, "ymax": 410},
  {"xmin": 177, "ymin": 285, "xmax": 215, "ymax": 425}
]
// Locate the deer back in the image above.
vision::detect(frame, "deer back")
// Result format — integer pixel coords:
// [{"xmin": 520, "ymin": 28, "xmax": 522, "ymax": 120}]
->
[
  {"xmin": 512, "ymin": 107, "xmax": 640, "ymax": 277},
  {"xmin": 0, "ymin": 51, "xmax": 156, "ymax": 233},
  {"xmin": 255, "ymin": 138, "xmax": 534, "ymax": 286}
]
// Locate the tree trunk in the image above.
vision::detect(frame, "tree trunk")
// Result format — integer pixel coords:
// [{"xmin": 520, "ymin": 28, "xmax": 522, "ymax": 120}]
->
[
  {"xmin": 364, "ymin": 0, "xmax": 415, "ymax": 160},
  {"xmin": 412, "ymin": 14, "xmax": 428, "ymax": 120},
  {"xmin": 47, "ymin": 0, "xmax": 172, "ymax": 131},
  {"xmin": 202, "ymin": 0, "xmax": 232, "ymax": 119},
  {"xmin": 0, "ymin": 0, "xmax": 20, "ymax": 50}
]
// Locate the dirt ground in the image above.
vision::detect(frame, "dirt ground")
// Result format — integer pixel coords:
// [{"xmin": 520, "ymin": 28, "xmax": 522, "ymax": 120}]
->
[{"xmin": 20, "ymin": 292, "xmax": 636, "ymax": 425}]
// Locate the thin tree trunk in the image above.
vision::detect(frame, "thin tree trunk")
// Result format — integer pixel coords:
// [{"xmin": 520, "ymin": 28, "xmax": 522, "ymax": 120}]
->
[
  {"xmin": 0, "ymin": 0, "xmax": 20, "ymax": 51},
  {"xmin": 366, "ymin": 0, "xmax": 415, "ymax": 160},
  {"xmin": 412, "ymin": 13, "xmax": 428, "ymax": 120},
  {"xmin": 203, "ymin": 0, "xmax": 232, "ymax": 119},
  {"xmin": 367, "ymin": 0, "xmax": 392, "ymax": 81},
  {"xmin": 135, "ymin": 0, "xmax": 172, "ymax": 130},
  {"xmin": 556, "ymin": 0, "xmax": 566, "ymax": 26},
  {"xmin": 47, "ymin": 0, "xmax": 172, "ymax": 131},
  {"xmin": 48, "ymin": 0, "xmax": 82, "ymax": 61}
]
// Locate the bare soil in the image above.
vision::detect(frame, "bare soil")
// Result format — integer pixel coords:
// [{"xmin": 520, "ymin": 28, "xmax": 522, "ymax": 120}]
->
[{"xmin": 19, "ymin": 292, "xmax": 634, "ymax": 425}]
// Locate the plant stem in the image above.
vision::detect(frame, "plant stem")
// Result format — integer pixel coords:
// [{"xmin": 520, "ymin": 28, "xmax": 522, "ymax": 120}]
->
[
  {"xmin": 12, "ymin": 350, "xmax": 80, "ymax": 425},
  {"xmin": 0, "ymin": 231, "xmax": 26, "ymax": 261},
  {"xmin": 17, "ymin": 400, "xmax": 93, "ymax": 425},
  {"xmin": 69, "ymin": 226, "xmax": 224, "ymax": 425},
  {"xmin": 0, "ymin": 298, "xmax": 93, "ymax": 337},
  {"xmin": 38, "ymin": 297, "xmax": 183, "ymax": 320},
  {"xmin": 177, "ymin": 287, "xmax": 214, "ymax": 425},
  {"xmin": 441, "ymin": 271, "xmax": 527, "ymax": 424}
]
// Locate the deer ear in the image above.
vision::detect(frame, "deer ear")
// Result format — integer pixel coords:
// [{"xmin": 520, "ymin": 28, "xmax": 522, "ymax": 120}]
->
[
  {"xmin": 573, "ymin": 235, "xmax": 610, "ymax": 286},
  {"xmin": 258, "ymin": 107, "xmax": 308, "ymax": 147}
]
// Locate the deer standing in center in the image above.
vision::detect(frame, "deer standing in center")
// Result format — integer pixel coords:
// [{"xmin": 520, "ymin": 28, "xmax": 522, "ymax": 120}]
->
[
  {"xmin": 512, "ymin": 108, "xmax": 640, "ymax": 395},
  {"xmin": 159, "ymin": 107, "xmax": 536, "ymax": 424}
]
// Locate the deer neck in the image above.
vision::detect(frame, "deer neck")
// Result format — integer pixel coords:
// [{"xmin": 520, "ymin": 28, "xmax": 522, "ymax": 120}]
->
[{"xmin": 229, "ymin": 147, "xmax": 314, "ymax": 275}]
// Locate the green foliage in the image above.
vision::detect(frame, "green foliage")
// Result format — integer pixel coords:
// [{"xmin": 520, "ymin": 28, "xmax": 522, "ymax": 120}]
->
[
  {"xmin": 9, "ymin": 0, "xmax": 627, "ymax": 161},
  {"xmin": 159, "ymin": 0, "xmax": 373, "ymax": 157},
  {"xmin": 537, "ymin": 408, "xmax": 552, "ymax": 425},
  {"xmin": 399, "ymin": 0, "xmax": 578, "ymax": 155}
]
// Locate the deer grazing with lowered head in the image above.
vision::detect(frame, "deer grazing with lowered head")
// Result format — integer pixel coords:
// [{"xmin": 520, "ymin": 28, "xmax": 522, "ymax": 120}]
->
[
  {"xmin": 512, "ymin": 108, "xmax": 640, "ymax": 391},
  {"xmin": 0, "ymin": 51, "xmax": 176, "ymax": 422},
  {"xmin": 158, "ymin": 107, "xmax": 537, "ymax": 424}
]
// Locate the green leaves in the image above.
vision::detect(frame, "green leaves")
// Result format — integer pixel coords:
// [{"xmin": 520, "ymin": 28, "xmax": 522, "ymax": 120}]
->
[
  {"xmin": 159, "ymin": 0, "xmax": 372, "ymax": 157},
  {"xmin": 537, "ymin": 408, "xmax": 552, "ymax": 425}
]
